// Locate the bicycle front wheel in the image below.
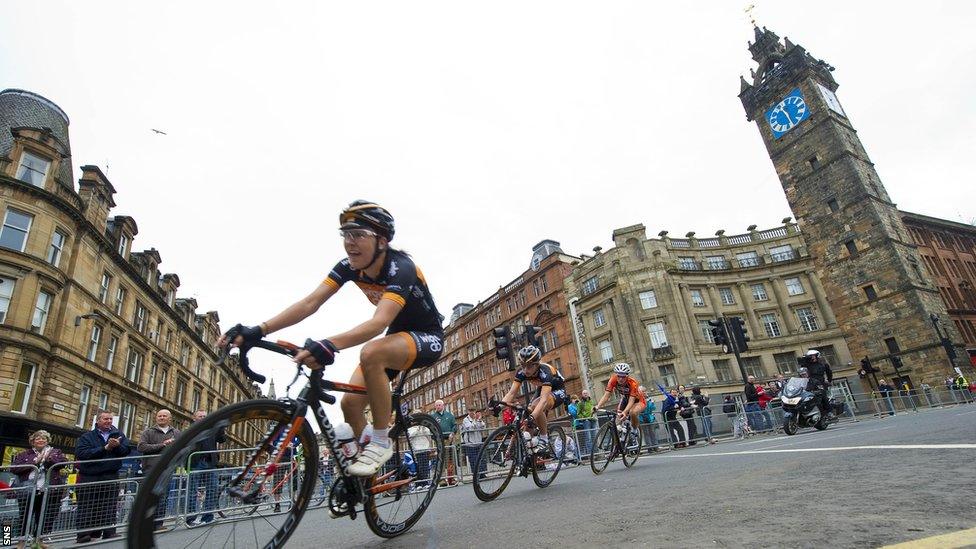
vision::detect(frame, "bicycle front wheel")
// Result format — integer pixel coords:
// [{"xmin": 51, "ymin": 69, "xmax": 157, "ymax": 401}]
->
[
  {"xmin": 128, "ymin": 399, "xmax": 318, "ymax": 549},
  {"xmin": 472, "ymin": 425, "xmax": 518, "ymax": 501},
  {"xmin": 364, "ymin": 412, "xmax": 444, "ymax": 538},
  {"xmin": 589, "ymin": 421, "xmax": 616, "ymax": 475},
  {"xmin": 531, "ymin": 425, "xmax": 566, "ymax": 488}
]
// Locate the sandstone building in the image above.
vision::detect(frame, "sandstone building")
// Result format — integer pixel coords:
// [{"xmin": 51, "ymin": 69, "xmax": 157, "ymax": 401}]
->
[{"xmin": 0, "ymin": 89, "xmax": 258, "ymax": 461}]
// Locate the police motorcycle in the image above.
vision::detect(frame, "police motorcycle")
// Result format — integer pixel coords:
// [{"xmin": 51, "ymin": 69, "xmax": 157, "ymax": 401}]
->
[{"xmin": 779, "ymin": 368, "xmax": 841, "ymax": 435}]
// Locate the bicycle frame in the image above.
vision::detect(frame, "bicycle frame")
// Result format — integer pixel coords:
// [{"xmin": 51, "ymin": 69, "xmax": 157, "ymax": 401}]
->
[{"xmin": 223, "ymin": 339, "xmax": 416, "ymax": 517}]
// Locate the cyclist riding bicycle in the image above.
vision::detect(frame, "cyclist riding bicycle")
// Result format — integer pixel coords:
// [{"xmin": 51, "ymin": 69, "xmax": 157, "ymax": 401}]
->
[
  {"xmin": 595, "ymin": 362, "xmax": 645, "ymax": 432},
  {"xmin": 500, "ymin": 345, "xmax": 567, "ymax": 454},
  {"xmin": 218, "ymin": 200, "xmax": 444, "ymax": 477}
]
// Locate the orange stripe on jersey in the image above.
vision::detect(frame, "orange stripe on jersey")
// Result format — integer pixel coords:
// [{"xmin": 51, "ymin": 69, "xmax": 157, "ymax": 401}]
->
[
  {"xmin": 323, "ymin": 277, "xmax": 340, "ymax": 289},
  {"xmin": 415, "ymin": 266, "xmax": 427, "ymax": 286},
  {"xmin": 382, "ymin": 292, "xmax": 406, "ymax": 307}
]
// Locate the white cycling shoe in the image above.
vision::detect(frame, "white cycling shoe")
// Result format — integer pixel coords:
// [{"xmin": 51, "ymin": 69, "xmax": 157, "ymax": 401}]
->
[{"xmin": 347, "ymin": 441, "xmax": 395, "ymax": 477}]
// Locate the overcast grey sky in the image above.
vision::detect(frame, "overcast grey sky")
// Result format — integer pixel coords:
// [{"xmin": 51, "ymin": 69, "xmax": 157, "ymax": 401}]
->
[{"xmin": 3, "ymin": 2, "xmax": 974, "ymax": 417}]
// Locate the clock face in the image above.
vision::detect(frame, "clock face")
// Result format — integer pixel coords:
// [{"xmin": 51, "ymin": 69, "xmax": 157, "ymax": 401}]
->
[
  {"xmin": 765, "ymin": 88, "xmax": 810, "ymax": 139},
  {"xmin": 816, "ymin": 82, "xmax": 846, "ymax": 117}
]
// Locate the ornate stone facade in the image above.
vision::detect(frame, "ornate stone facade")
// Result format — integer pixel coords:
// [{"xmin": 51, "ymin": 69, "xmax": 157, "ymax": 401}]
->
[{"xmin": 0, "ymin": 89, "xmax": 258, "ymax": 460}]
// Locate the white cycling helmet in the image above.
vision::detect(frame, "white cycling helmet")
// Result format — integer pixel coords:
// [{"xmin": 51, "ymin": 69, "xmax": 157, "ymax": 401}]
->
[
  {"xmin": 613, "ymin": 362, "xmax": 632, "ymax": 375},
  {"xmin": 517, "ymin": 345, "xmax": 542, "ymax": 364}
]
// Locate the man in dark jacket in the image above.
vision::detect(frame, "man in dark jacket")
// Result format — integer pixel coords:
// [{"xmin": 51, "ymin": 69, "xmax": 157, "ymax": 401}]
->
[
  {"xmin": 137, "ymin": 409, "xmax": 180, "ymax": 530},
  {"xmin": 803, "ymin": 350, "xmax": 834, "ymax": 416},
  {"xmin": 186, "ymin": 410, "xmax": 226, "ymax": 525},
  {"xmin": 74, "ymin": 410, "xmax": 131, "ymax": 544}
]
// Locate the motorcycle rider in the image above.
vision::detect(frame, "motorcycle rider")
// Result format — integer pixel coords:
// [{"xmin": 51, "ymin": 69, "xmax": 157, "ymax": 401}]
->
[{"xmin": 802, "ymin": 349, "xmax": 833, "ymax": 417}]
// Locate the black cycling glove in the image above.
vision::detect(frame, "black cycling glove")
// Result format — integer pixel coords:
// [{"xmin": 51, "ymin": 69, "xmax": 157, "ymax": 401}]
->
[
  {"xmin": 224, "ymin": 324, "xmax": 264, "ymax": 346},
  {"xmin": 303, "ymin": 338, "xmax": 338, "ymax": 366}
]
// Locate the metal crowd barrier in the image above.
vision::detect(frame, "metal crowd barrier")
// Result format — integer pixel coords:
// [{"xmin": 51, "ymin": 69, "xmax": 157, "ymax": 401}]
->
[{"xmin": 0, "ymin": 464, "xmax": 39, "ymax": 546}]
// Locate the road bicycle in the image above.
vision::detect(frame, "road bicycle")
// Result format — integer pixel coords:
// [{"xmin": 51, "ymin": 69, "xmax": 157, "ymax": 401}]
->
[
  {"xmin": 128, "ymin": 338, "xmax": 444, "ymax": 548},
  {"xmin": 589, "ymin": 409, "xmax": 643, "ymax": 474},
  {"xmin": 472, "ymin": 399, "xmax": 566, "ymax": 501}
]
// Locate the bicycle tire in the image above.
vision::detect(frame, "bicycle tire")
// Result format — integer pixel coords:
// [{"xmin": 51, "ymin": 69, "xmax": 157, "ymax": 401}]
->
[
  {"xmin": 531, "ymin": 425, "xmax": 566, "ymax": 488},
  {"xmin": 364, "ymin": 413, "xmax": 444, "ymax": 538},
  {"xmin": 621, "ymin": 425, "xmax": 642, "ymax": 468},
  {"xmin": 589, "ymin": 422, "xmax": 615, "ymax": 475},
  {"xmin": 128, "ymin": 399, "xmax": 318, "ymax": 549},
  {"xmin": 472, "ymin": 424, "xmax": 518, "ymax": 502}
]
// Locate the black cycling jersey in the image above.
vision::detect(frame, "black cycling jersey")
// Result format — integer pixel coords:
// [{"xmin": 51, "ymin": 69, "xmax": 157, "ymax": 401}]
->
[
  {"xmin": 325, "ymin": 249, "xmax": 444, "ymax": 335},
  {"xmin": 514, "ymin": 363, "xmax": 566, "ymax": 393}
]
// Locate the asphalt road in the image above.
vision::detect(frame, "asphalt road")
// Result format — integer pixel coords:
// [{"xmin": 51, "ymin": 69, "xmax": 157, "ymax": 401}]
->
[{"xmin": 102, "ymin": 405, "xmax": 976, "ymax": 548}]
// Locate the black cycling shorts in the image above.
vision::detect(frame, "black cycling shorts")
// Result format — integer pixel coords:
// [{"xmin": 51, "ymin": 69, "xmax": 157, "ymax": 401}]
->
[{"xmin": 388, "ymin": 331, "xmax": 444, "ymax": 380}]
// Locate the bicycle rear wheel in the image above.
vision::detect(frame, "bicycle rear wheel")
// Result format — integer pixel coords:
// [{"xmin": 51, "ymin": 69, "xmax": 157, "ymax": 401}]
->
[
  {"xmin": 472, "ymin": 425, "xmax": 518, "ymax": 501},
  {"xmin": 621, "ymin": 425, "xmax": 643, "ymax": 468},
  {"xmin": 589, "ymin": 422, "xmax": 616, "ymax": 475},
  {"xmin": 128, "ymin": 399, "xmax": 317, "ymax": 549},
  {"xmin": 531, "ymin": 425, "xmax": 566, "ymax": 488},
  {"xmin": 364, "ymin": 413, "xmax": 444, "ymax": 538}
]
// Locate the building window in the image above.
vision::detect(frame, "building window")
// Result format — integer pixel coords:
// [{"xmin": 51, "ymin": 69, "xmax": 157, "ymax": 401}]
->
[
  {"xmin": 741, "ymin": 356, "xmax": 765, "ymax": 379},
  {"xmin": 770, "ymin": 245, "xmax": 796, "ymax": 262},
  {"xmin": 785, "ymin": 277, "xmax": 805, "ymax": 296},
  {"xmin": 863, "ymin": 285, "xmax": 877, "ymax": 300},
  {"xmin": 827, "ymin": 198, "xmax": 839, "ymax": 213},
  {"xmin": 115, "ymin": 287, "xmax": 127, "ymax": 316},
  {"xmin": 192, "ymin": 388, "xmax": 202, "ymax": 412},
  {"xmin": 134, "ymin": 302, "xmax": 147, "ymax": 332},
  {"xmin": 87, "ymin": 324, "xmax": 102, "ymax": 361},
  {"xmin": 593, "ymin": 309, "xmax": 606, "ymax": 328},
  {"xmin": 98, "ymin": 392, "xmax": 109, "ymax": 412},
  {"xmin": 678, "ymin": 257, "xmax": 699, "ymax": 270},
  {"xmin": 773, "ymin": 352, "xmax": 797, "ymax": 375},
  {"xmin": 30, "ymin": 290, "xmax": 53, "ymax": 333},
  {"xmin": 845, "ymin": 240, "xmax": 858, "ymax": 256},
  {"xmin": 99, "ymin": 273, "xmax": 112, "ymax": 303},
  {"xmin": 12, "ymin": 361, "xmax": 37, "ymax": 413},
  {"xmin": 118, "ymin": 234, "xmax": 129, "ymax": 257},
  {"xmin": 598, "ymin": 340, "xmax": 613, "ymax": 363},
  {"xmin": 176, "ymin": 376, "xmax": 188, "ymax": 407},
  {"xmin": 760, "ymin": 313, "xmax": 781, "ymax": 338},
  {"xmin": 195, "ymin": 356, "xmax": 203, "ymax": 377},
  {"xmin": 659, "ymin": 364, "xmax": 677, "ymax": 388},
  {"xmin": 582, "ymin": 276, "xmax": 599, "ymax": 296},
  {"xmin": 47, "ymin": 229, "xmax": 67, "ymax": 267},
  {"xmin": 699, "ymin": 320, "xmax": 715, "ymax": 343},
  {"xmin": 0, "ymin": 277, "xmax": 15, "ymax": 323},
  {"xmin": 706, "ymin": 256, "xmax": 730, "ymax": 270},
  {"xmin": 159, "ymin": 367, "xmax": 169, "ymax": 397},
  {"xmin": 796, "ymin": 307, "xmax": 820, "ymax": 332},
  {"xmin": 751, "ymin": 283, "xmax": 768, "ymax": 301},
  {"xmin": 690, "ymin": 289, "xmax": 705, "ymax": 307},
  {"xmin": 712, "ymin": 359, "xmax": 733, "ymax": 382},
  {"xmin": 548, "ymin": 328, "xmax": 559, "ymax": 349},
  {"xmin": 736, "ymin": 251, "xmax": 760, "ymax": 268},
  {"xmin": 0, "ymin": 208, "xmax": 33, "ymax": 252},
  {"xmin": 119, "ymin": 400, "xmax": 134, "ymax": 438},
  {"xmin": 106, "ymin": 335, "xmax": 119, "ymax": 371},
  {"xmin": 719, "ymin": 287, "xmax": 736, "ymax": 305},
  {"xmin": 125, "ymin": 348, "xmax": 145, "ymax": 383},
  {"xmin": 76, "ymin": 384, "xmax": 92, "ymax": 427},
  {"xmin": 639, "ymin": 290, "xmax": 658, "ymax": 309},
  {"xmin": 808, "ymin": 155, "xmax": 820, "ymax": 170},
  {"xmin": 148, "ymin": 360, "xmax": 158, "ymax": 391},
  {"xmin": 646, "ymin": 322, "xmax": 669, "ymax": 349},
  {"xmin": 16, "ymin": 151, "xmax": 51, "ymax": 187}
]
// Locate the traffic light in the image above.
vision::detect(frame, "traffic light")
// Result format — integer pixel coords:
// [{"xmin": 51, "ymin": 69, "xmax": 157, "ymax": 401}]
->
[
  {"xmin": 707, "ymin": 319, "xmax": 729, "ymax": 352},
  {"xmin": 941, "ymin": 337, "xmax": 958, "ymax": 361},
  {"xmin": 728, "ymin": 316, "xmax": 750, "ymax": 352},
  {"xmin": 524, "ymin": 325, "xmax": 540, "ymax": 347},
  {"xmin": 493, "ymin": 326, "xmax": 516, "ymax": 370},
  {"xmin": 858, "ymin": 356, "xmax": 873, "ymax": 378}
]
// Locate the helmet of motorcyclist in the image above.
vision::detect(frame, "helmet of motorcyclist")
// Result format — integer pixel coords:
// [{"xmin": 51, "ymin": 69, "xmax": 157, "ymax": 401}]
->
[
  {"xmin": 805, "ymin": 349, "xmax": 821, "ymax": 359},
  {"xmin": 798, "ymin": 367, "xmax": 809, "ymax": 378}
]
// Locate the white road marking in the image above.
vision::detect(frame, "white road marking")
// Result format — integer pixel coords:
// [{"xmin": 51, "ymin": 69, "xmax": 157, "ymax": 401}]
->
[
  {"xmin": 955, "ymin": 409, "xmax": 976, "ymax": 416},
  {"xmin": 653, "ymin": 444, "xmax": 976, "ymax": 458}
]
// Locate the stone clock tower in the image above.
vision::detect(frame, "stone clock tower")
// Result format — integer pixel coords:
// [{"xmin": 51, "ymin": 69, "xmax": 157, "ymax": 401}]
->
[{"xmin": 739, "ymin": 27, "xmax": 964, "ymax": 383}]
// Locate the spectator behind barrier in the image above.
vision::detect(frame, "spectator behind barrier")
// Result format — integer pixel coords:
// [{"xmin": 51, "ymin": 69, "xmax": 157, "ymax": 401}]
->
[
  {"xmin": 11, "ymin": 430, "xmax": 67, "ymax": 547},
  {"xmin": 74, "ymin": 410, "xmax": 131, "ymax": 544}
]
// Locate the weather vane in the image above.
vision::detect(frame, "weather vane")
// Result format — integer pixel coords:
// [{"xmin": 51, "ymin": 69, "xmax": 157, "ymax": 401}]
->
[{"xmin": 744, "ymin": 4, "xmax": 758, "ymax": 27}]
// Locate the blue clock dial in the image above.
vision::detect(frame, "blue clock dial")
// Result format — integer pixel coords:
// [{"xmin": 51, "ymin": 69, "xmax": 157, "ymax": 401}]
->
[{"xmin": 765, "ymin": 88, "xmax": 811, "ymax": 139}]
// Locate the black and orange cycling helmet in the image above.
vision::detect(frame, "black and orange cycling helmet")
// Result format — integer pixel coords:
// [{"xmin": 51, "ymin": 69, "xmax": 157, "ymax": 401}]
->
[{"xmin": 339, "ymin": 200, "xmax": 395, "ymax": 241}]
